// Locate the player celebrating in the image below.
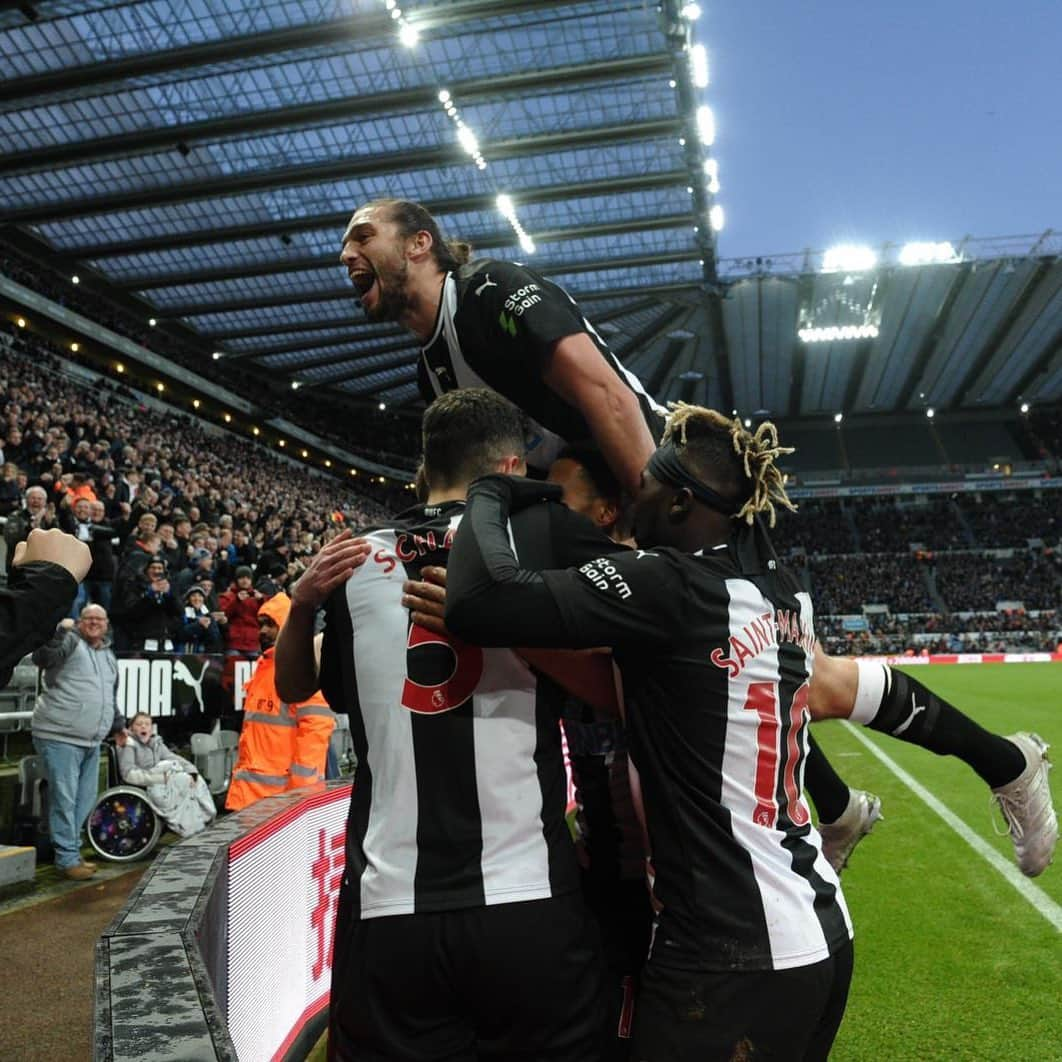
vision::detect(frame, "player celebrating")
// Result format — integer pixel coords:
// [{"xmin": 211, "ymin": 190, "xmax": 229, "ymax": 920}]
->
[
  {"xmin": 340, "ymin": 198, "xmax": 661, "ymax": 492},
  {"xmin": 339, "ymin": 200, "xmax": 1055, "ymax": 879},
  {"xmin": 444, "ymin": 407, "xmax": 855, "ymax": 1060},
  {"xmin": 275, "ymin": 390, "xmax": 615, "ymax": 1060}
]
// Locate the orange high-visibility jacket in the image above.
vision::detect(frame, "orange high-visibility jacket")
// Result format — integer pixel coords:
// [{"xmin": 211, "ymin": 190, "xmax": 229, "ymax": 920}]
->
[{"xmin": 225, "ymin": 646, "xmax": 334, "ymax": 811}]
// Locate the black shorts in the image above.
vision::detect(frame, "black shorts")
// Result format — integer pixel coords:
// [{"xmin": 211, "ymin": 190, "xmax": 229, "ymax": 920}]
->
[
  {"xmin": 328, "ymin": 891, "xmax": 609, "ymax": 1062},
  {"xmin": 630, "ymin": 940, "xmax": 854, "ymax": 1062}
]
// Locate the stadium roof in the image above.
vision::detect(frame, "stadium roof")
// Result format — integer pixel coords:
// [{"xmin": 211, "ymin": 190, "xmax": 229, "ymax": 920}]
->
[{"xmin": 1, "ymin": 1, "xmax": 1059, "ymax": 418}]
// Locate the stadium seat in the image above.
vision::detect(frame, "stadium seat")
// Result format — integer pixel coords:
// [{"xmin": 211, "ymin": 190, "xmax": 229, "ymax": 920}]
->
[{"xmin": 330, "ymin": 714, "xmax": 357, "ymax": 777}]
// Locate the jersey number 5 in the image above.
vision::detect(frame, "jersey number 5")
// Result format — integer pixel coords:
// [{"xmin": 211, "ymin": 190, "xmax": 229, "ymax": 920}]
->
[
  {"xmin": 401, "ymin": 622, "xmax": 484, "ymax": 715},
  {"xmin": 743, "ymin": 681, "xmax": 810, "ymax": 828}
]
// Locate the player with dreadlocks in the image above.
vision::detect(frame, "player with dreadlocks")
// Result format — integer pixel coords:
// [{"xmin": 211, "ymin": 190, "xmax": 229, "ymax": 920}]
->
[{"xmin": 443, "ymin": 404, "xmax": 855, "ymax": 1060}]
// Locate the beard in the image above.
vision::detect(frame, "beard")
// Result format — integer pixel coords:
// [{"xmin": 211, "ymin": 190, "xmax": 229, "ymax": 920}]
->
[{"xmin": 362, "ymin": 257, "xmax": 413, "ymax": 323}]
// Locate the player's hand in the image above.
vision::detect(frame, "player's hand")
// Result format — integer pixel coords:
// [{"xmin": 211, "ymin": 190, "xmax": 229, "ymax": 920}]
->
[
  {"xmin": 468, "ymin": 475, "xmax": 563, "ymax": 514},
  {"xmin": 12, "ymin": 528, "xmax": 91, "ymax": 582},
  {"xmin": 290, "ymin": 529, "xmax": 371, "ymax": 610},
  {"xmin": 402, "ymin": 566, "xmax": 448, "ymax": 636},
  {"xmin": 59, "ymin": 618, "xmax": 76, "ymax": 631}
]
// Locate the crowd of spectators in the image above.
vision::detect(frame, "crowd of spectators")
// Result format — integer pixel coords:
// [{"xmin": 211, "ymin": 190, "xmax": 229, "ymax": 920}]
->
[
  {"xmin": 962, "ymin": 494, "xmax": 1061, "ymax": 549},
  {"xmin": 770, "ymin": 500, "xmax": 855, "ymax": 555},
  {"xmin": 774, "ymin": 492, "xmax": 1060, "ymax": 555},
  {"xmin": 1, "ymin": 247, "xmax": 422, "ymax": 468},
  {"xmin": 933, "ymin": 550, "xmax": 1061, "ymax": 612},
  {"xmin": 807, "ymin": 554, "xmax": 937, "ymax": 614},
  {"xmin": 849, "ymin": 498, "xmax": 968, "ymax": 552},
  {"xmin": 817, "ymin": 609, "xmax": 1059, "ymax": 656},
  {"xmin": 0, "ymin": 331, "xmax": 399, "ymax": 655}
]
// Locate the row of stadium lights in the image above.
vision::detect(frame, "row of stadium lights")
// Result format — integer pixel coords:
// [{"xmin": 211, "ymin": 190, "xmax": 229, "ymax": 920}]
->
[
  {"xmin": 380, "ymin": 2, "xmax": 536, "ymax": 254},
  {"xmin": 11, "ymin": 314, "xmax": 398, "ymax": 486},
  {"xmin": 799, "ymin": 242, "xmax": 963, "ymax": 343},
  {"xmin": 828, "ymin": 402, "xmax": 1031, "ymax": 425},
  {"xmin": 676, "ymin": 4, "xmax": 725, "ymax": 238}
]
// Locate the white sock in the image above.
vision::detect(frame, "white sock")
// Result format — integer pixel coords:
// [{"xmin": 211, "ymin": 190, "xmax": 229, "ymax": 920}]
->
[{"xmin": 851, "ymin": 661, "xmax": 889, "ymax": 725}]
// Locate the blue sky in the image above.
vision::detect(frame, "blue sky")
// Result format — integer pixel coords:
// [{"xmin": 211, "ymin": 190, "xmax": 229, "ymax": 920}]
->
[{"xmin": 699, "ymin": 1, "xmax": 1062, "ymax": 258}]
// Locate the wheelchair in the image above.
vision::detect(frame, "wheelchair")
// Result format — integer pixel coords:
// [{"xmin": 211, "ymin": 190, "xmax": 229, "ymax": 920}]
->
[
  {"xmin": 86, "ymin": 742, "xmax": 164, "ymax": 863},
  {"xmin": 86, "ymin": 728, "xmax": 239, "ymax": 863}
]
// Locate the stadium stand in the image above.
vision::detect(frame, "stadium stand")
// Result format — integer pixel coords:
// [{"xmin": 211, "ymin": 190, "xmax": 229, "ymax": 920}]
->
[{"xmin": 0, "ymin": 327, "xmax": 403, "ymax": 599}]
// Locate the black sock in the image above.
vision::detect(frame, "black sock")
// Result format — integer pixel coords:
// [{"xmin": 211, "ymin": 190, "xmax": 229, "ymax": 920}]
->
[
  {"xmin": 870, "ymin": 669, "xmax": 1025, "ymax": 788},
  {"xmin": 804, "ymin": 733, "xmax": 852, "ymax": 824}
]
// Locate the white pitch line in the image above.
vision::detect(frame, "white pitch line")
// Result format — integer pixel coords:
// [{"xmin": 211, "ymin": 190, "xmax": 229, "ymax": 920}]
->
[{"xmin": 841, "ymin": 720, "xmax": 1062, "ymax": 933}]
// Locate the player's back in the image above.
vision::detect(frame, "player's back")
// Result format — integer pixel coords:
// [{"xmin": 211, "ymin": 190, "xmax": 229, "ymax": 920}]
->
[
  {"xmin": 589, "ymin": 524, "xmax": 852, "ymax": 973},
  {"xmin": 321, "ymin": 501, "xmax": 578, "ymax": 920}
]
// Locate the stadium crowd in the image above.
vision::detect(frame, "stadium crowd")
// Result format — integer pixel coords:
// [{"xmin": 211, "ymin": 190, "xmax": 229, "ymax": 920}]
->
[
  {"xmin": 0, "ymin": 333, "xmax": 399, "ymax": 652},
  {"xmin": 0, "ymin": 247, "xmax": 422, "ymax": 469}
]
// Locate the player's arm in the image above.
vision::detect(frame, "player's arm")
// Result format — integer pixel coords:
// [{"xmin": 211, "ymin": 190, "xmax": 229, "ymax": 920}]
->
[
  {"xmin": 276, "ymin": 531, "xmax": 370, "ymax": 702},
  {"xmin": 404, "ymin": 563, "xmax": 619, "ymax": 714},
  {"xmin": 446, "ymin": 475, "xmax": 684, "ymax": 651},
  {"xmin": 543, "ymin": 333, "xmax": 656, "ymax": 496},
  {"xmin": 518, "ymin": 648, "xmax": 619, "ymax": 716},
  {"xmin": 807, "ymin": 642, "xmax": 860, "ymax": 721}
]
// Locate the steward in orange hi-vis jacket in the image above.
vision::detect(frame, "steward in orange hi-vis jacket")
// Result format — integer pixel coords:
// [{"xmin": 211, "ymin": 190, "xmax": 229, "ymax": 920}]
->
[{"xmin": 225, "ymin": 591, "xmax": 334, "ymax": 811}]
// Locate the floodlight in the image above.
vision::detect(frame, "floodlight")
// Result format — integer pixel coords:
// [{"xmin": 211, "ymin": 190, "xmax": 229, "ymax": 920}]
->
[
  {"xmin": 457, "ymin": 126, "xmax": 479, "ymax": 155},
  {"xmin": 744, "ymin": 418, "xmax": 752, "ymax": 428},
  {"xmin": 690, "ymin": 43, "xmax": 709, "ymax": 87},
  {"xmin": 496, "ymin": 194, "xmax": 514, "ymax": 217},
  {"xmin": 278, "ymin": 439, "xmax": 286, "ymax": 447},
  {"xmin": 70, "ymin": 342, "xmax": 79, "ymax": 352},
  {"xmin": 704, "ymin": 157, "xmax": 720, "ymax": 193},
  {"xmin": 709, "ymin": 204, "xmax": 725, "ymax": 232},
  {"xmin": 325, "ymin": 460, "xmax": 332, "ymax": 468},
  {"xmin": 117, "ymin": 364, "xmax": 125, "ymax": 374},
  {"xmin": 834, "ymin": 412, "xmax": 843, "ymax": 424},
  {"xmin": 16, "ymin": 317, "xmax": 25, "ymax": 328},
  {"xmin": 696, "ymin": 105, "xmax": 715, "ymax": 145},
  {"xmin": 1020, "ymin": 402, "xmax": 1030, "ymax": 414},
  {"xmin": 681, "ymin": 3, "xmax": 702, "ymax": 20},
  {"xmin": 148, "ymin": 318, "xmax": 157, "ymax": 326},
  {"xmin": 797, "ymin": 324, "xmax": 879, "ymax": 343},
  {"xmin": 379, "ymin": 402, "xmax": 387, "ymax": 411},
  {"xmin": 212, "ymin": 351, "xmax": 223, "ymax": 360},
  {"xmin": 898, "ymin": 241, "xmax": 958, "ymax": 266},
  {"xmin": 253, "ymin": 427, "xmax": 260, "ymax": 435},
  {"xmin": 822, "ymin": 245, "xmax": 877, "ymax": 273},
  {"xmin": 438, "ymin": 89, "xmax": 450, "ymax": 104},
  {"xmin": 926, "ymin": 408, "xmax": 935, "ymax": 419},
  {"xmin": 71, "ymin": 275, "xmax": 79, "ymax": 284},
  {"xmin": 301, "ymin": 449, "xmax": 309, "ymax": 458},
  {"xmin": 398, "ymin": 22, "xmax": 419, "ymax": 47},
  {"xmin": 291, "ymin": 380, "xmax": 301, "ymax": 389},
  {"xmin": 156, "ymin": 382, "xmax": 164, "ymax": 393}
]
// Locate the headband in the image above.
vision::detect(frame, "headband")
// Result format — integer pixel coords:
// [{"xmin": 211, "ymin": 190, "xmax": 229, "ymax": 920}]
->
[{"xmin": 647, "ymin": 442, "xmax": 742, "ymax": 516}]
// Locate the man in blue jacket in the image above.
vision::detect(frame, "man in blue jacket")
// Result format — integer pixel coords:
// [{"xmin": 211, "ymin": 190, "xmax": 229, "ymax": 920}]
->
[{"xmin": 31, "ymin": 603, "xmax": 125, "ymax": 880}]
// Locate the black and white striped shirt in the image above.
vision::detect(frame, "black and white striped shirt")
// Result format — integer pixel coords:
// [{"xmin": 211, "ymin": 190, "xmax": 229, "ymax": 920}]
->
[
  {"xmin": 319, "ymin": 499, "xmax": 615, "ymax": 919},
  {"xmin": 417, "ymin": 259, "xmax": 666, "ymax": 471},
  {"xmin": 446, "ymin": 486, "xmax": 853, "ymax": 972}
]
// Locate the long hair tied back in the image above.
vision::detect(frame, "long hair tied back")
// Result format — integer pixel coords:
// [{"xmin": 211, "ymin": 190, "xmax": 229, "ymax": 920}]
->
[{"xmin": 662, "ymin": 403, "xmax": 797, "ymax": 527}]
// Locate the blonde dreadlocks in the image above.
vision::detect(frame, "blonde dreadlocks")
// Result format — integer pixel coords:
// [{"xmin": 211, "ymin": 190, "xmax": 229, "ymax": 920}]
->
[{"xmin": 662, "ymin": 403, "xmax": 797, "ymax": 527}]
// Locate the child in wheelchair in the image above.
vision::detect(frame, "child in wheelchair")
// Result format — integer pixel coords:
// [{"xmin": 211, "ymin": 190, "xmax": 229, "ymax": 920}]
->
[{"xmin": 116, "ymin": 712, "xmax": 217, "ymax": 838}]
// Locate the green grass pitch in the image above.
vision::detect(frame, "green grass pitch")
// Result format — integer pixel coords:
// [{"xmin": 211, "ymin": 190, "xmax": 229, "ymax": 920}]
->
[{"xmin": 813, "ymin": 662, "xmax": 1062, "ymax": 1061}]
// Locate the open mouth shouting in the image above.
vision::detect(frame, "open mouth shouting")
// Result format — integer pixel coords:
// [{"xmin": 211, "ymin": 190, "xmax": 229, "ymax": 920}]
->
[{"xmin": 349, "ymin": 266, "xmax": 377, "ymax": 307}]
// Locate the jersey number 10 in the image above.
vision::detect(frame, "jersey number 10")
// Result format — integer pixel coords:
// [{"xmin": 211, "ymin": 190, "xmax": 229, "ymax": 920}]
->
[{"xmin": 743, "ymin": 681, "xmax": 811, "ymax": 829}]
